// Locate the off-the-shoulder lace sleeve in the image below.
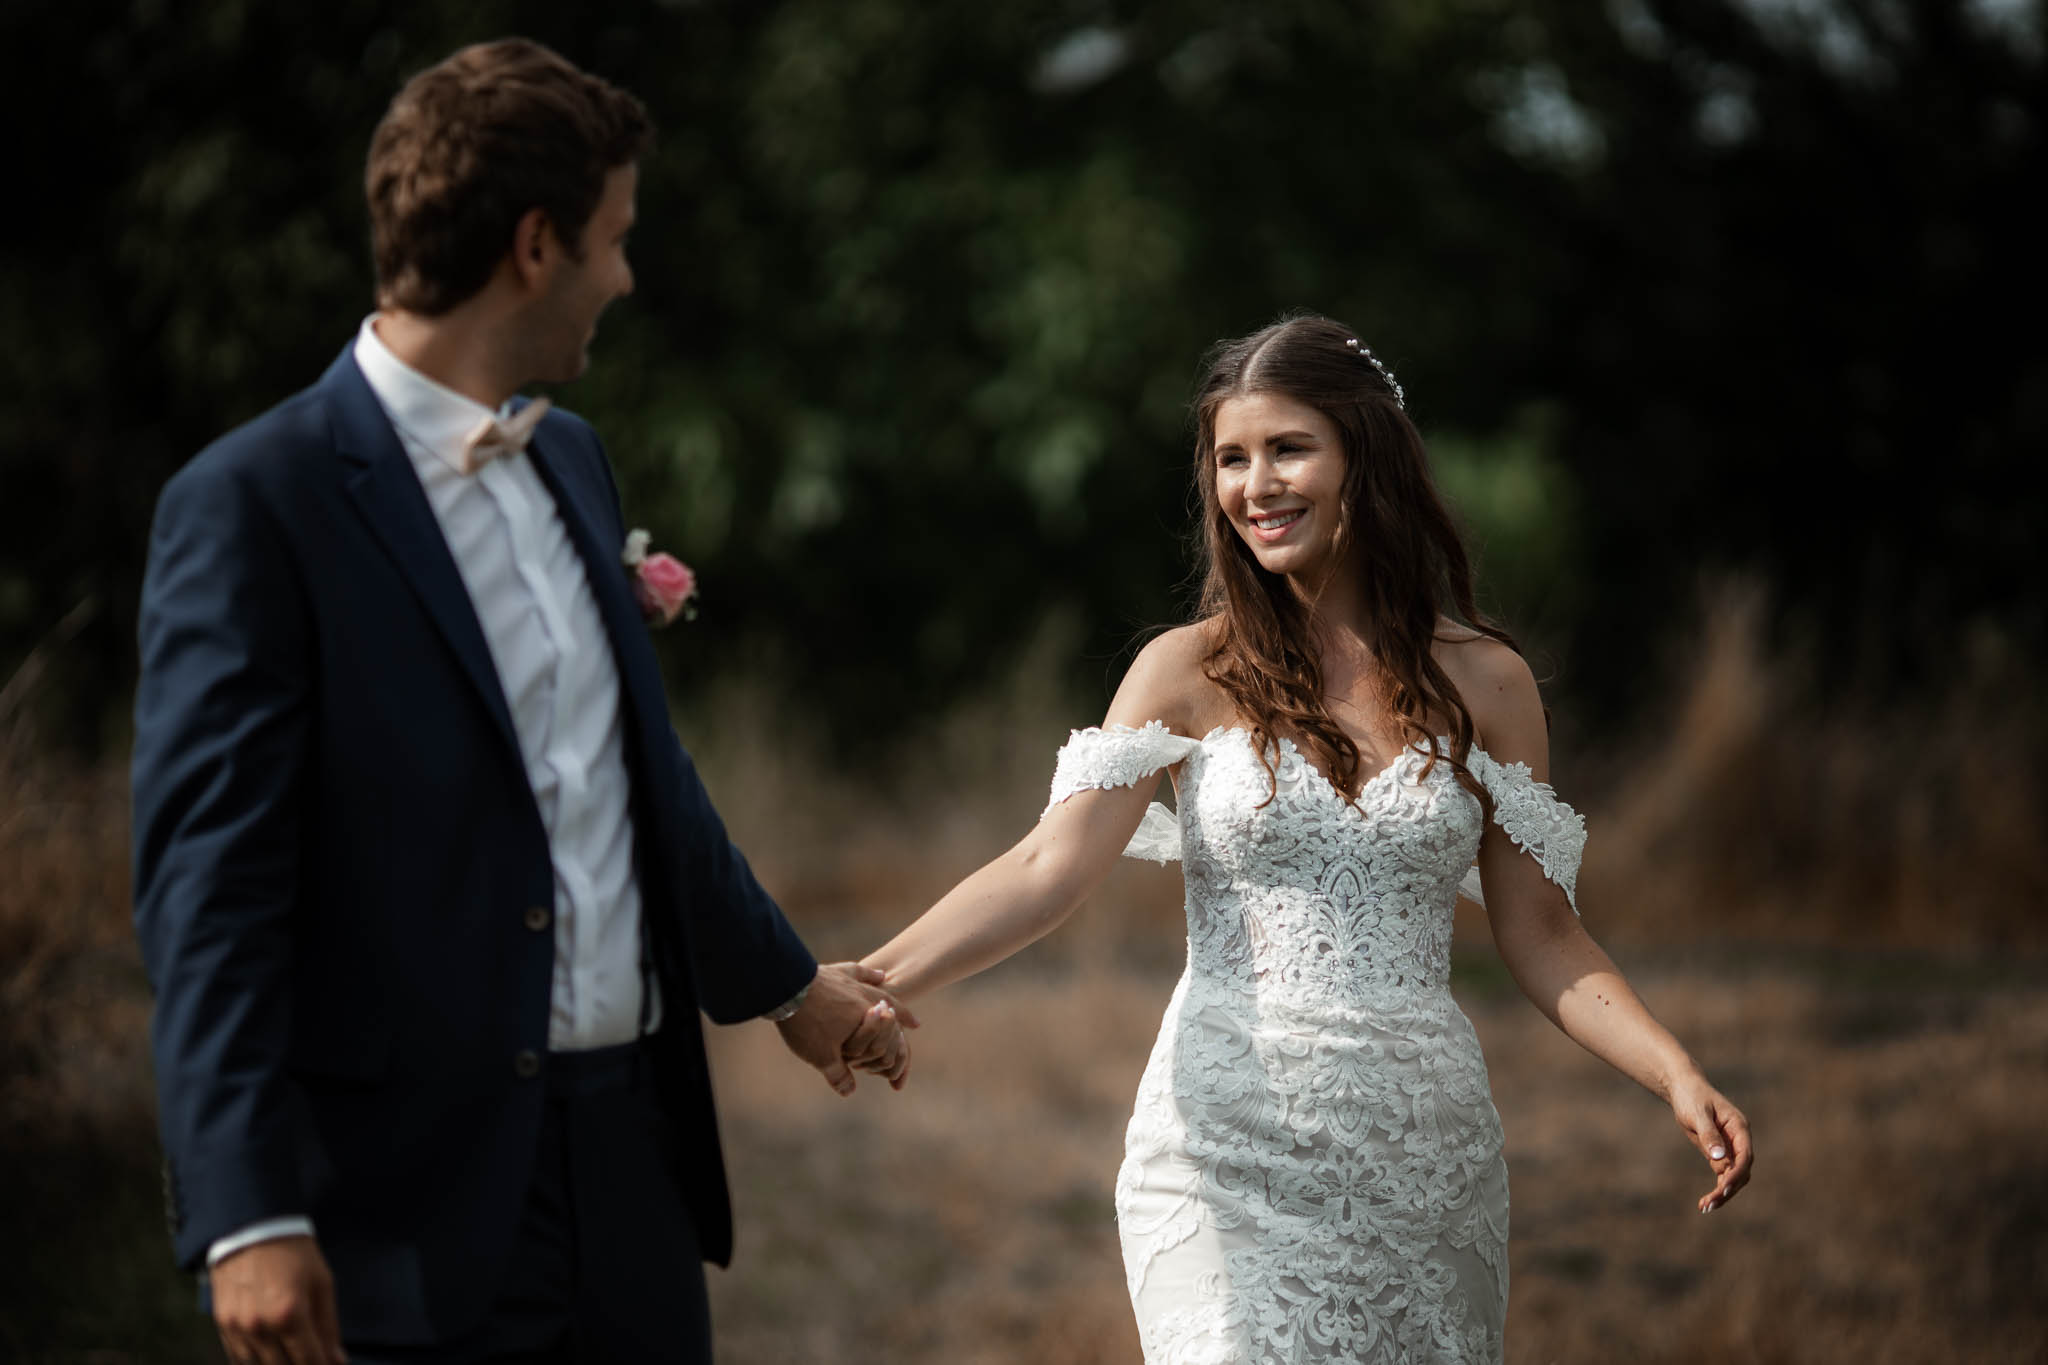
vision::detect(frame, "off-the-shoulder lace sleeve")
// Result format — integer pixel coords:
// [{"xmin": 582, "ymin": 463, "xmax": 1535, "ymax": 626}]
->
[
  {"xmin": 1043, "ymin": 721, "xmax": 1201, "ymax": 863},
  {"xmin": 1467, "ymin": 748, "xmax": 1587, "ymax": 912}
]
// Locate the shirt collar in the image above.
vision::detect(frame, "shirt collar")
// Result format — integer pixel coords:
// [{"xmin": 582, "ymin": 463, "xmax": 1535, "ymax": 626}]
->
[{"xmin": 351, "ymin": 315, "xmax": 511, "ymax": 475}]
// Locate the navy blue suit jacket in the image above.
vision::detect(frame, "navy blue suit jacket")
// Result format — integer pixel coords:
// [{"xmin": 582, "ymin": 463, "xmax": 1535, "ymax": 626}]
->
[{"xmin": 130, "ymin": 345, "xmax": 816, "ymax": 1344}]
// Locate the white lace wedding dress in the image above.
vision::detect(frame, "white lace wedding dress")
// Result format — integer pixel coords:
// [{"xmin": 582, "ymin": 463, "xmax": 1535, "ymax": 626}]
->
[{"xmin": 1045, "ymin": 722, "xmax": 1586, "ymax": 1365}]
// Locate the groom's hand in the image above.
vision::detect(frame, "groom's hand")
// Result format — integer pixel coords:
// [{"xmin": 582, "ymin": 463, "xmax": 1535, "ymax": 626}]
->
[
  {"xmin": 210, "ymin": 1234, "xmax": 346, "ymax": 1365},
  {"xmin": 775, "ymin": 962, "xmax": 918, "ymax": 1095}
]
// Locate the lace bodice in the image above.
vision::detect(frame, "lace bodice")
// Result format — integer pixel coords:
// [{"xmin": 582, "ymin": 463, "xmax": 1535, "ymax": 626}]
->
[
  {"xmin": 1049, "ymin": 722, "xmax": 1583, "ymax": 1013},
  {"xmin": 1044, "ymin": 721, "xmax": 1587, "ymax": 1365}
]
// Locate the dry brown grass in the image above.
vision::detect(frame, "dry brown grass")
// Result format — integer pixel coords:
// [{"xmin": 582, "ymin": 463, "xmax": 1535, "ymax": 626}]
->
[
  {"xmin": 0, "ymin": 736, "xmax": 154, "ymax": 1140},
  {"xmin": 690, "ymin": 595, "xmax": 2048, "ymax": 1363},
  {"xmin": 701, "ymin": 950, "xmax": 2048, "ymax": 1364},
  {"xmin": 1581, "ymin": 588, "xmax": 2048, "ymax": 951},
  {"xmin": 4, "ymin": 595, "xmax": 2045, "ymax": 1360},
  {"xmin": 0, "ymin": 724, "xmax": 205, "ymax": 1360}
]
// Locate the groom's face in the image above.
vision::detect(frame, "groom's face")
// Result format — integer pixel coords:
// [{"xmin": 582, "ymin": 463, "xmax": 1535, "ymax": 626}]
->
[{"xmin": 533, "ymin": 163, "xmax": 638, "ymax": 382}]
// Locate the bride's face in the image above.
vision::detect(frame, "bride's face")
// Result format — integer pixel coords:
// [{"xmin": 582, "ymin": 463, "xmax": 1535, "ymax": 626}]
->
[{"xmin": 1212, "ymin": 392, "xmax": 1349, "ymax": 583}]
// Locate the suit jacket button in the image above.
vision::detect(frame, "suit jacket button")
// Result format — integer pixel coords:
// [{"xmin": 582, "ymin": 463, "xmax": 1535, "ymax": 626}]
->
[
  {"xmin": 515, "ymin": 1050, "xmax": 542, "ymax": 1079},
  {"xmin": 524, "ymin": 906, "xmax": 551, "ymax": 932}
]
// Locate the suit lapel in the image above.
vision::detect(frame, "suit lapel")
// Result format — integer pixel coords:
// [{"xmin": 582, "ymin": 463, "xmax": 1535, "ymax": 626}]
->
[{"xmin": 323, "ymin": 347, "xmax": 525, "ymax": 765}]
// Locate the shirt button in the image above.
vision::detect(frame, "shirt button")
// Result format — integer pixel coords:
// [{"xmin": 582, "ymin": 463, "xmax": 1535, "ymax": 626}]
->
[
  {"xmin": 524, "ymin": 906, "xmax": 551, "ymax": 932},
  {"xmin": 514, "ymin": 1050, "xmax": 542, "ymax": 1079}
]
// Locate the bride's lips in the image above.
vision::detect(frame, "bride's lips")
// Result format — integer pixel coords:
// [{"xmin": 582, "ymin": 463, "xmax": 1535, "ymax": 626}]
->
[{"xmin": 1247, "ymin": 508, "xmax": 1306, "ymax": 543}]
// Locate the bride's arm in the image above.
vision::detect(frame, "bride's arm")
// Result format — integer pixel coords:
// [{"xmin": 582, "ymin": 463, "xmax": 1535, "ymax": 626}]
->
[
  {"xmin": 861, "ymin": 780, "xmax": 1158, "ymax": 999},
  {"xmin": 865, "ymin": 626, "xmax": 1209, "ymax": 1001},
  {"xmin": 1468, "ymin": 646, "xmax": 1754, "ymax": 1213}
]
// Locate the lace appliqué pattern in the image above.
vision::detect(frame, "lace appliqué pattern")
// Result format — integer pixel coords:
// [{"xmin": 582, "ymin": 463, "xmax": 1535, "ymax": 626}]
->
[
  {"xmin": 1044, "ymin": 724, "xmax": 1587, "ymax": 1365},
  {"xmin": 1464, "ymin": 749, "xmax": 1586, "ymax": 911},
  {"xmin": 1047, "ymin": 721, "xmax": 1197, "ymax": 864}
]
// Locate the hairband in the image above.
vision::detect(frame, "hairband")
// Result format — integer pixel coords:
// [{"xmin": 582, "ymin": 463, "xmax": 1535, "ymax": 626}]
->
[{"xmin": 1344, "ymin": 338, "xmax": 1405, "ymax": 409}]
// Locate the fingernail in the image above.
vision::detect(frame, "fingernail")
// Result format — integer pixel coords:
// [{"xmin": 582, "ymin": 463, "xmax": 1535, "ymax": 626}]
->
[{"xmin": 1710, "ymin": 1146, "xmax": 1726, "ymax": 1160}]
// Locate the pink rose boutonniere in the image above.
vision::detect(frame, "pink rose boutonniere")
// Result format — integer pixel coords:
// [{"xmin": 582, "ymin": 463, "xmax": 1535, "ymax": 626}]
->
[{"xmin": 622, "ymin": 528, "xmax": 698, "ymax": 627}]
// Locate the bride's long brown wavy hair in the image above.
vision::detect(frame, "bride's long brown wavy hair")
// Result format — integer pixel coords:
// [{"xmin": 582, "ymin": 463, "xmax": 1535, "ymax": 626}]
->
[{"xmin": 1192, "ymin": 313, "xmax": 1521, "ymax": 807}]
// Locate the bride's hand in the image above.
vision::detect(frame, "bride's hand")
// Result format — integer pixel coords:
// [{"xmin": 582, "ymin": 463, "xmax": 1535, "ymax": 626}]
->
[
  {"xmin": 775, "ymin": 963, "xmax": 918, "ymax": 1095},
  {"xmin": 1668, "ymin": 1072, "xmax": 1753, "ymax": 1213}
]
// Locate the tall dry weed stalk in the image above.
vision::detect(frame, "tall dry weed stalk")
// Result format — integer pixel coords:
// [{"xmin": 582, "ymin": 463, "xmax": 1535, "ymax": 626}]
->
[
  {"xmin": 1584, "ymin": 585, "xmax": 2048, "ymax": 948},
  {"xmin": 0, "ymin": 721, "xmax": 153, "ymax": 1140},
  {"xmin": 0, "ymin": 711, "xmax": 209, "ymax": 1359}
]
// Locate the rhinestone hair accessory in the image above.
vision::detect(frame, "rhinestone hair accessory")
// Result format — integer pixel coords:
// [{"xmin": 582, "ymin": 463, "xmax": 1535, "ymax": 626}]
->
[{"xmin": 1344, "ymin": 337, "xmax": 1405, "ymax": 409}]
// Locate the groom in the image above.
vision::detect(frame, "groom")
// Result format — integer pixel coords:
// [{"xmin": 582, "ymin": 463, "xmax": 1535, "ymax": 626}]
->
[{"xmin": 130, "ymin": 39, "xmax": 908, "ymax": 1364}]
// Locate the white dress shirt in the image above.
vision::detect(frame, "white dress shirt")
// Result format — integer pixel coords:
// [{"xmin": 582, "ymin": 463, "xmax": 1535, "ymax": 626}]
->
[{"xmin": 206, "ymin": 320, "xmax": 656, "ymax": 1267}]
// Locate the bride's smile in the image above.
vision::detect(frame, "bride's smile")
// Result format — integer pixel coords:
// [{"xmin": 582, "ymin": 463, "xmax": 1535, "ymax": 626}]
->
[{"xmin": 1211, "ymin": 390, "xmax": 1350, "ymax": 579}]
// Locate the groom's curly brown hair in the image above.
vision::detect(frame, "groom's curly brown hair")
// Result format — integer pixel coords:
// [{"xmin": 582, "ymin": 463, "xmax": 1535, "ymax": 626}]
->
[{"xmin": 366, "ymin": 38, "xmax": 652, "ymax": 315}]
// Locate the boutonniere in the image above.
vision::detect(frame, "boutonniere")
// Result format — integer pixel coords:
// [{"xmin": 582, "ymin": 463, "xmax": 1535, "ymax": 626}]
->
[{"xmin": 622, "ymin": 528, "xmax": 699, "ymax": 627}]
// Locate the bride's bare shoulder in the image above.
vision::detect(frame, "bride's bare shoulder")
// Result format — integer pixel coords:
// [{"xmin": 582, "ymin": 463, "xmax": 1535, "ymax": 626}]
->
[
  {"xmin": 1433, "ymin": 624, "xmax": 1529, "ymax": 684},
  {"xmin": 1432, "ymin": 623, "xmax": 1543, "ymax": 746},
  {"xmin": 1105, "ymin": 619, "xmax": 1228, "ymax": 736},
  {"xmin": 1139, "ymin": 618, "xmax": 1223, "ymax": 669}
]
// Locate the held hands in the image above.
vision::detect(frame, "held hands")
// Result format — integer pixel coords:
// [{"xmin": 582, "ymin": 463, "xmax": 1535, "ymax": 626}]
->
[
  {"xmin": 210, "ymin": 1234, "xmax": 346, "ymax": 1365},
  {"xmin": 1668, "ymin": 1072, "xmax": 1754, "ymax": 1213},
  {"xmin": 775, "ymin": 962, "xmax": 918, "ymax": 1095}
]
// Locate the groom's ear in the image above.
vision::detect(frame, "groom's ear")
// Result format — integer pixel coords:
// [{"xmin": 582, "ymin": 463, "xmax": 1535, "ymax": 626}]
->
[{"xmin": 509, "ymin": 207, "xmax": 559, "ymax": 287}]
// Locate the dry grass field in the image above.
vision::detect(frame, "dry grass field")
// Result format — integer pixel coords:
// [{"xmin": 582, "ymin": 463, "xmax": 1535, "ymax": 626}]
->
[
  {"xmin": 3, "ymin": 607, "xmax": 2045, "ymax": 1361},
  {"xmin": 700, "ymin": 948, "xmax": 2048, "ymax": 1365},
  {"xmin": 645, "ymin": 608, "xmax": 2048, "ymax": 1365}
]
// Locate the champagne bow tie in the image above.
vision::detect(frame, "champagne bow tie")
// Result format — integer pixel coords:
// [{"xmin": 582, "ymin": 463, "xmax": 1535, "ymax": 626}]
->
[{"xmin": 457, "ymin": 398, "xmax": 552, "ymax": 474}]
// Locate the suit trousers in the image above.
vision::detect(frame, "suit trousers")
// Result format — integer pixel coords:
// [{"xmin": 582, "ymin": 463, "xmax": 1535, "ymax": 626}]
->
[{"xmin": 349, "ymin": 1040, "xmax": 713, "ymax": 1364}]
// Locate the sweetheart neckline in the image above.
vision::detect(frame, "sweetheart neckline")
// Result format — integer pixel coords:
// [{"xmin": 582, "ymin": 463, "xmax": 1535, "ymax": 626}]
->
[{"xmin": 1191, "ymin": 723, "xmax": 1475, "ymax": 806}]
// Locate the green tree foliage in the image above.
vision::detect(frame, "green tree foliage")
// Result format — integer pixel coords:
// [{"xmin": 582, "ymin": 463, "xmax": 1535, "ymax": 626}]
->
[{"xmin": 2, "ymin": 0, "xmax": 2040, "ymax": 753}]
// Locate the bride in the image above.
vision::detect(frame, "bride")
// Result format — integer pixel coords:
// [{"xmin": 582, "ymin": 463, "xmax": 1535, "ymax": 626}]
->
[{"xmin": 858, "ymin": 313, "xmax": 1752, "ymax": 1364}]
